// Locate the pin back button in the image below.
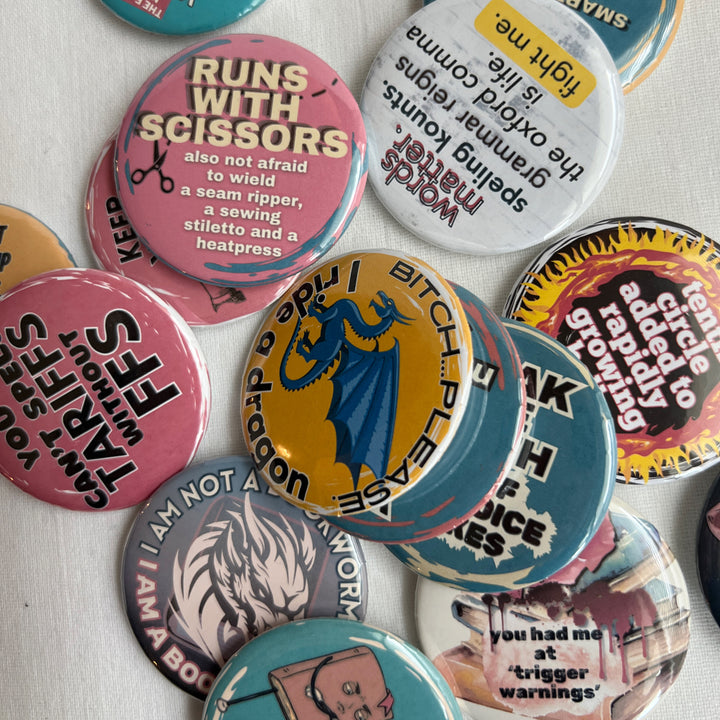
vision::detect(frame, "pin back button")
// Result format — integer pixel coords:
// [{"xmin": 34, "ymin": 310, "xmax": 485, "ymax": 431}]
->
[
  {"xmin": 386, "ymin": 320, "xmax": 616, "ymax": 593},
  {"xmin": 327, "ymin": 283, "xmax": 525, "ymax": 543},
  {"xmin": 122, "ymin": 455, "xmax": 368, "ymax": 699},
  {"xmin": 202, "ymin": 617, "xmax": 464, "ymax": 720},
  {"xmin": 86, "ymin": 133, "xmax": 298, "ymax": 325},
  {"xmin": 240, "ymin": 250, "xmax": 474, "ymax": 517},
  {"xmin": 0, "ymin": 267, "xmax": 211, "ymax": 511},
  {"xmin": 0, "ymin": 204, "xmax": 75, "ymax": 294},
  {"xmin": 361, "ymin": 0, "xmax": 624, "ymax": 255},
  {"xmin": 415, "ymin": 496, "xmax": 691, "ymax": 720},
  {"xmin": 115, "ymin": 34, "xmax": 367, "ymax": 287},
  {"xmin": 557, "ymin": 0, "xmax": 684, "ymax": 93},
  {"xmin": 100, "ymin": 0, "xmax": 266, "ymax": 36},
  {"xmin": 504, "ymin": 216, "xmax": 720, "ymax": 484}
]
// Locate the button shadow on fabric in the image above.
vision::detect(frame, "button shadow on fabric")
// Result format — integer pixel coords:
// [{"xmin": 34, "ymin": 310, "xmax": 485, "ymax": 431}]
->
[
  {"xmin": 504, "ymin": 217, "xmax": 720, "ymax": 485},
  {"xmin": 202, "ymin": 617, "xmax": 463, "ymax": 719},
  {"xmin": 116, "ymin": 34, "xmax": 367, "ymax": 287},
  {"xmin": 0, "ymin": 268, "xmax": 210, "ymax": 511},
  {"xmin": 241, "ymin": 250, "xmax": 474, "ymax": 517},
  {"xmin": 0, "ymin": 204, "xmax": 75, "ymax": 294},
  {"xmin": 86, "ymin": 134, "xmax": 297, "ymax": 326},
  {"xmin": 386, "ymin": 320, "xmax": 616, "ymax": 593},
  {"xmin": 415, "ymin": 496, "xmax": 691, "ymax": 720},
  {"xmin": 361, "ymin": 0, "xmax": 624, "ymax": 255},
  {"xmin": 697, "ymin": 467, "xmax": 720, "ymax": 630},
  {"xmin": 122, "ymin": 456, "xmax": 368, "ymax": 699},
  {"xmin": 101, "ymin": 0, "xmax": 266, "ymax": 36},
  {"xmin": 327, "ymin": 283, "xmax": 525, "ymax": 543}
]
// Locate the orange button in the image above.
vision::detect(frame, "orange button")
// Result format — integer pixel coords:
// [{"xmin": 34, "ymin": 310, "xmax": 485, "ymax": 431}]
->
[
  {"xmin": 0, "ymin": 204, "xmax": 74, "ymax": 293},
  {"xmin": 241, "ymin": 250, "xmax": 474, "ymax": 516}
]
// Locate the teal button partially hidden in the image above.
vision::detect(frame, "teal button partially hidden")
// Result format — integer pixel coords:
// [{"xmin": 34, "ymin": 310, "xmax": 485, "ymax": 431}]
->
[
  {"xmin": 101, "ymin": 0, "xmax": 266, "ymax": 35},
  {"xmin": 554, "ymin": 0, "xmax": 684, "ymax": 91},
  {"xmin": 423, "ymin": 0, "xmax": 683, "ymax": 91},
  {"xmin": 387, "ymin": 320, "xmax": 616, "ymax": 593}
]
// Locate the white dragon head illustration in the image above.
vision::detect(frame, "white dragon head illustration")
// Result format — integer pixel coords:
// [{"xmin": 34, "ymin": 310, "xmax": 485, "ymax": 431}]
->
[{"xmin": 169, "ymin": 493, "xmax": 317, "ymax": 665}]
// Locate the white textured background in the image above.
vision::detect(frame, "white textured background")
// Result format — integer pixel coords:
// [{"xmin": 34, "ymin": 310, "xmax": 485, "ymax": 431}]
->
[{"xmin": 0, "ymin": 1, "xmax": 718, "ymax": 718}]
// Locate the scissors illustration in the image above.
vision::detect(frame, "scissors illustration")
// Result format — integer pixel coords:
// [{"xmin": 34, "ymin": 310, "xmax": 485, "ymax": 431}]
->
[{"xmin": 131, "ymin": 140, "xmax": 174, "ymax": 193}]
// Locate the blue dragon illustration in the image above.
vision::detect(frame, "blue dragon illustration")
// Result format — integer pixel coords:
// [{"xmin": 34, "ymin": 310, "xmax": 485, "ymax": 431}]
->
[{"xmin": 280, "ymin": 291, "xmax": 412, "ymax": 487}]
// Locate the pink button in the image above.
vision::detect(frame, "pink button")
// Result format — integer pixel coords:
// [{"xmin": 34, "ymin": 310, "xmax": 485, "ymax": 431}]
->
[
  {"xmin": 86, "ymin": 133, "xmax": 298, "ymax": 325},
  {"xmin": 0, "ymin": 268, "xmax": 211, "ymax": 510},
  {"xmin": 116, "ymin": 34, "xmax": 367, "ymax": 287}
]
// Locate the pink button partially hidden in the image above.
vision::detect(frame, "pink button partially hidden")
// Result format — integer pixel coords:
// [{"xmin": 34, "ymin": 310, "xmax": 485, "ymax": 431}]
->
[{"xmin": 86, "ymin": 134, "xmax": 297, "ymax": 325}]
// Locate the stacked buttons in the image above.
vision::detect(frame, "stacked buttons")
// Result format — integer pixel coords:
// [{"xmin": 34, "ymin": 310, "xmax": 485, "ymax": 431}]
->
[
  {"xmin": 326, "ymin": 281, "xmax": 526, "ymax": 543},
  {"xmin": 87, "ymin": 33, "xmax": 368, "ymax": 327},
  {"xmin": 240, "ymin": 256, "xmax": 617, "ymax": 593},
  {"xmin": 85, "ymin": 133, "xmax": 298, "ymax": 326},
  {"xmin": 386, "ymin": 318, "xmax": 616, "ymax": 591},
  {"xmin": 0, "ymin": 2, "xmax": 706, "ymax": 718},
  {"xmin": 233, "ymin": 249, "xmax": 631, "ymax": 720}
]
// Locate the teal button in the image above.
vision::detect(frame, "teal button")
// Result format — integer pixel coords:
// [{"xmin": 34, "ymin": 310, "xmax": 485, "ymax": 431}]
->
[
  {"xmin": 101, "ymin": 0, "xmax": 266, "ymax": 35},
  {"xmin": 387, "ymin": 320, "xmax": 616, "ymax": 592},
  {"xmin": 202, "ymin": 618, "xmax": 463, "ymax": 719}
]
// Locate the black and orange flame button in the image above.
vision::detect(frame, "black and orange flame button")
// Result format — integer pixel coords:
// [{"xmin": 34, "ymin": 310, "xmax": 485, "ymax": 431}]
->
[{"xmin": 504, "ymin": 217, "xmax": 720, "ymax": 484}]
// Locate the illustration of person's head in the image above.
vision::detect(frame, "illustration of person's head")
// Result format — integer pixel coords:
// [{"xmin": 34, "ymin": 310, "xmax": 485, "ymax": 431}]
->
[{"xmin": 305, "ymin": 650, "xmax": 395, "ymax": 720}]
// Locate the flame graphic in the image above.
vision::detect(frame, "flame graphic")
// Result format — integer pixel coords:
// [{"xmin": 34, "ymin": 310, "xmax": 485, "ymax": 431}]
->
[{"xmin": 509, "ymin": 221, "xmax": 720, "ymax": 482}]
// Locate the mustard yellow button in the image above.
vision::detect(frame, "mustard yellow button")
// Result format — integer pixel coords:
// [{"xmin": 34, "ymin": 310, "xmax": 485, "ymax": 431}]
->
[
  {"xmin": 0, "ymin": 205, "xmax": 74, "ymax": 293},
  {"xmin": 241, "ymin": 250, "xmax": 474, "ymax": 516}
]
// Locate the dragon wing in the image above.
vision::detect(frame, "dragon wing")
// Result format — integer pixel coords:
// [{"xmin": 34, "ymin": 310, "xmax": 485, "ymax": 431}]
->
[{"xmin": 327, "ymin": 339, "xmax": 400, "ymax": 487}]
